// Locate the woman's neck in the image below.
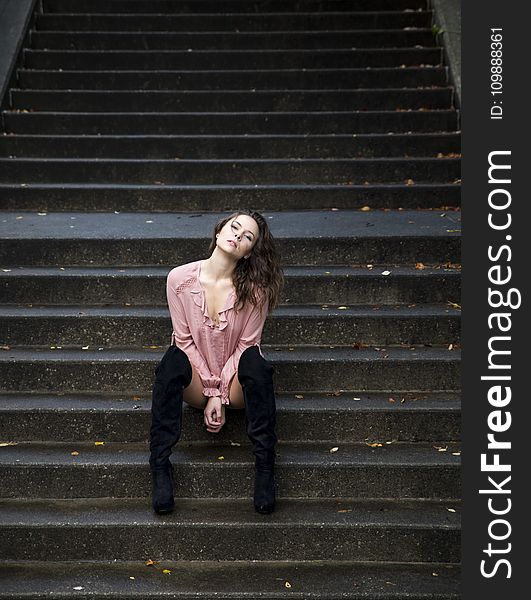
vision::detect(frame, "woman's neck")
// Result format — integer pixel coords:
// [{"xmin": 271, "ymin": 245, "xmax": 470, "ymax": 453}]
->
[{"xmin": 201, "ymin": 250, "xmax": 237, "ymax": 284}]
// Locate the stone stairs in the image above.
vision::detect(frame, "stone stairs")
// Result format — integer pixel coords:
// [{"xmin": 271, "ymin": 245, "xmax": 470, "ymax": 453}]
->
[{"xmin": 0, "ymin": 0, "xmax": 461, "ymax": 597}]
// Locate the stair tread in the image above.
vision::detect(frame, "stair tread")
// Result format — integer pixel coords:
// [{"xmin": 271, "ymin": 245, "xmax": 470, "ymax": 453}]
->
[
  {"xmin": 0, "ymin": 132, "xmax": 460, "ymax": 141},
  {"xmin": 0, "ymin": 264, "xmax": 461, "ymax": 276},
  {"xmin": 0, "ymin": 559, "xmax": 460, "ymax": 599},
  {"xmin": 0, "ymin": 345, "xmax": 461, "ymax": 361},
  {"xmin": 0, "ymin": 495, "xmax": 460, "ymax": 526},
  {"xmin": 0, "ymin": 209, "xmax": 461, "ymax": 240},
  {"xmin": 0, "ymin": 391, "xmax": 461, "ymax": 412},
  {"xmin": 0, "ymin": 303, "xmax": 461, "ymax": 316},
  {"xmin": 0, "ymin": 440, "xmax": 461, "ymax": 466}
]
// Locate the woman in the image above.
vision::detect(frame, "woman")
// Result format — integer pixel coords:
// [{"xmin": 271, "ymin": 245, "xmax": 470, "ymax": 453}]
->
[{"xmin": 149, "ymin": 210, "xmax": 284, "ymax": 516}]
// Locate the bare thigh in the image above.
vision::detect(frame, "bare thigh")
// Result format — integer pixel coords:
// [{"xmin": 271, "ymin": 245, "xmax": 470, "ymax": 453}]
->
[{"xmin": 183, "ymin": 363, "xmax": 245, "ymax": 410}]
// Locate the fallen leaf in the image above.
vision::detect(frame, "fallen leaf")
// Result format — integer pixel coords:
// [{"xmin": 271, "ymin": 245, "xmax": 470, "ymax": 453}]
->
[
  {"xmin": 447, "ymin": 508, "xmax": 456, "ymax": 513},
  {"xmin": 0, "ymin": 442, "xmax": 17, "ymax": 447},
  {"xmin": 95, "ymin": 441, "xmax": 105, "ymax": 446},
  {"xmin": 162, "ymin": 569, "xmax": 171, "ymax": 574},
  {"xmin": 415, "ymin": 262, "xmax": 426, "ymax": 270},
  {"xmin": 360, "ymin": 205, "xmax": 371, "ymax": 211},
  {"xmin": 218, "ymin": 456, "xmax": 225, "ymax": 460},
  {"xmin": 285, "ymin": 581, "xmax": 292, "ymax": 588},
  {"xmin": 329, "ymin": 447, "xmax": 339, "ymax": 453},
  {"xmin": 366, "ymin": 442, "xmax": 383, "ymax": 448},
  {"xmin": 388, "ymin": 397, "xmax": 396, "ymax": 403},
  {"xmin": 337, "ymin": 508, "xmax": 352, "ymax": 513},
  {"xmin": 337, "ymin": 306, "xmax": 348, "ymax": 310},
  {"xmin": 145, "ymin": 559, "xmax": 155, "ymax": 566},
  {"xmin": 294, "ymin": 394, "xmax": 304, "ymax": 399},
  {"xmin": 381, "ymin": 270, "xmax": 391, "ymax": 276},
  {"xmin": 71, "ymin": 451, "xmax": 79, "ymax": 456}
]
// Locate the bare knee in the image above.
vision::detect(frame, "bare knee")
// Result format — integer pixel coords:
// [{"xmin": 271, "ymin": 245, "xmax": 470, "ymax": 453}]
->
[{"xmin": 182, "ymin": 362, "xmax": 208, "ymax": 409}]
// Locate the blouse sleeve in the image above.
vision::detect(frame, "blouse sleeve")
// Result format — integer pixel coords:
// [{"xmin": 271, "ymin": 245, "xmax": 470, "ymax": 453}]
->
[
  {"xmin": 218, "ymin": 296, "xmax": 269, "ymax": 406},
  {"xmin": 166, "ymin": 269, "xmax": 221, "ymax": 397}
]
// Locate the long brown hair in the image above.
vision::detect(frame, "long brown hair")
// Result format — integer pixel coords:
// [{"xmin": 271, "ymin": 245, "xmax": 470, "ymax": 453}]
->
[{"xmin": 207, "ymin": 210, "xmax": 284, "ymax": 315}]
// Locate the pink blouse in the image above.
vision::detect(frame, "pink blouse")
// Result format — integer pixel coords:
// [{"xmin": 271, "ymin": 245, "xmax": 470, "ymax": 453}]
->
[{"xmin": 166, "ymin": 259, "xmax": 269, "ymax": 406}]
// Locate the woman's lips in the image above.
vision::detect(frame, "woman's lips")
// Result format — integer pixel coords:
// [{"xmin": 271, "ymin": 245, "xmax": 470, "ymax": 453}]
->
[{"xmin": 227, "ymin": 240, "xmax": 237, "ymax": 247}]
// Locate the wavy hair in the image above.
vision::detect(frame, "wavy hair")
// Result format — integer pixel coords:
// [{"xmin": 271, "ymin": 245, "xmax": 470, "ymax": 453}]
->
[{"xmin": 207, "ymin": 210, "xmax": 284, "ymax": 315}]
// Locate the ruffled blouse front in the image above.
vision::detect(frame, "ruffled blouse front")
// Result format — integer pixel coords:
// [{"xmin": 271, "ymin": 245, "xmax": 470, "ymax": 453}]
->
[
  {"xmin": 189, "ymin": 259, "xmax": 236, "ymax": 332},
  {"xmin": 166, "ymin": 260, "xmax": 268, "ymax": 405}
]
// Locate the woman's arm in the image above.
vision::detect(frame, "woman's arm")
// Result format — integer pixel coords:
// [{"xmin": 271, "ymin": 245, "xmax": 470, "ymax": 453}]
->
[{"xmin": 166, "ymin": 268, "xmax": 221, "ymax": 397}]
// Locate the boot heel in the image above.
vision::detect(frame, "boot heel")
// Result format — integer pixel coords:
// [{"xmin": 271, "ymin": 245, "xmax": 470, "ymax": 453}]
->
[
  {"xmin": 151, "ymin": 462, "xmax": 175, "ymax": 514},
  {"xmin": 254, "ymin": 466, "xmax": 275, "ymax": 514}
]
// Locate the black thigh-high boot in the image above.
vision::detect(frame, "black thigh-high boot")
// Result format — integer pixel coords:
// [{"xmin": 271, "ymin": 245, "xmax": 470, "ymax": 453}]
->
[
  {"xmin": 149, "ymin": 344, "xmax": 192, "ymax": 514},
  {"xmin": 238, "ymin": 345, "xmax": 278, "ymax": 514}
]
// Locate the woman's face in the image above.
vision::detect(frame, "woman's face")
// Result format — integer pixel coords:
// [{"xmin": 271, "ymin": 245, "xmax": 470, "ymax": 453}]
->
[{"xmin": 217, "ymin": 215, "xmax": 259, "ymax": 259}]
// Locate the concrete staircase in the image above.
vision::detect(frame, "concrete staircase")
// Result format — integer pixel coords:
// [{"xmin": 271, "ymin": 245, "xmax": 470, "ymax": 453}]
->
[{"xmin": 0, "ymin": 0, "xmax": 461, "ymax": 597}]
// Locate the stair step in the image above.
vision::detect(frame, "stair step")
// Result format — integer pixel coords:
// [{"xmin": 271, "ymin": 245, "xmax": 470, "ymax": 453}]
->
[
  {"xmin": 0, "ymin": 304, "xmax": 460, "ymax": 347},
  {"xmin": 2, "ymin": 109, "xmax": 459, "ymax": 135},
  {"xmin": 0, "ymin": 346, "xmax": 461, "ymax": 393},
  {"xmin": 18, "ymin": 66, "xmax": 448, "ymax": 90},
  {"xmin": 0, "ymin": 559, "xmax": 461, "ymax": 600},
  {"xmin": 0, "ymin": 210, "xmax": 461, "ymax": 265},
  {"xmin": 0, "ymin": 133, "xmax": 461, "ymax": 159},
  {"xmin": 0, "ymin": 442, "xmax": 461, "ymax": 500},
  {"xmin": 0, "ymin": 496, "xmax": 460, "ymax": 561},
  {"xmin": 11, "ymin": 88, "xmax": 454, "ymax": 112},
  {"xmin": 0, "ymin": 264, "xmax": 462, "ymax": 305},
  {"xmin": 0, "ymin": 182, "xmax": 461, "ymax": 210},
  {"xmin": 24, "ymin": 48, "xmax": 442, "ymax": 70},
  {"xmin": 42, "ymin": 0, "xmax": 429, "ymax": 14},
  {"xmin": 0, "ymin": 157, "xmax": 461, "ymax": 185},
  {"xmin": 34, "ymin": 12, "xmax": 433, "ymax": 32},
  {"xmin": 30, "ymin": 28, "xmax": 438, "ymax": 50},
  {"xmin": 0, "ymin": 391, "xmax": 461, "ymax": 443}
]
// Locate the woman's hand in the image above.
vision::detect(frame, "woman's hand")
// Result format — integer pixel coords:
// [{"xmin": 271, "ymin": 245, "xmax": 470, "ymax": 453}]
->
[{"xmin": 204, "ymin": 395, "xmax": 225, "ymax": 433}]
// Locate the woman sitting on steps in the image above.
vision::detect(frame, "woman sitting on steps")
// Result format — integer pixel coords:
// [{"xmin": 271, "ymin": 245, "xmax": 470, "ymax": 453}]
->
[{"xmin": 148, "ymin": 210, "xmax": 284, "ymax": 515}]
